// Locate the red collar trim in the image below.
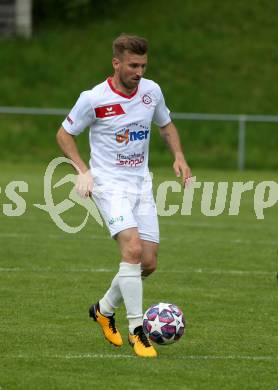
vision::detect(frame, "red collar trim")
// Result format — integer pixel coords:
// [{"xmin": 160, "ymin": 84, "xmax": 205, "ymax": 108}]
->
[{"xmin": 107, "ymin": 77, "xmax": 138, "ymax": 99}]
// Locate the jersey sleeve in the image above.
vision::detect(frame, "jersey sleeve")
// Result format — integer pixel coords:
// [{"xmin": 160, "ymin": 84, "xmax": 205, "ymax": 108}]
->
[
  {"xmin": 62, "ymin": 91, "xmax": 95, "ymax": 135},
  {"xmin": 152, "ymin": 87, "xmax": 171, "ymax": 127}
]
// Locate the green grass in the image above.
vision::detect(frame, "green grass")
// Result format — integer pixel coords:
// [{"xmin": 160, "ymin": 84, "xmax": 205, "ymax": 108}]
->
[
  {"xmin": 0, "ymin": 162, "xmax": 277, "ymax": 389},
  {"xmin": 1, "ymin": 0, "xmax": 278, "ymax": 167}
]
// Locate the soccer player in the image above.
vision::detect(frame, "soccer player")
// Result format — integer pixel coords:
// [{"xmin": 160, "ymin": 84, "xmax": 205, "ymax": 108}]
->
[{"xmin": 56, "ymin": 34, "xmax": 191, "ymax": 358}]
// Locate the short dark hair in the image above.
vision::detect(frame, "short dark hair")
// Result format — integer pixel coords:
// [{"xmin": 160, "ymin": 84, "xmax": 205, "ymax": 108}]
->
[{"xmin": 113, "ymin": 34, "xmax": 148, "ymax": 58}]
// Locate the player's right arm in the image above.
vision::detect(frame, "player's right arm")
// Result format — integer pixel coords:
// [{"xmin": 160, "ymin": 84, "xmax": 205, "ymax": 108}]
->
[
  {"xmin": 56, "ymin": 127, "xmax": 93, "ymax": 198},
  {"xmin": 56, "ymin": 91, "xmax": 95, "ymax": 197},
  {"xmin": 56, "ymin": 127, "xmax": 88, "ymax": 173}
]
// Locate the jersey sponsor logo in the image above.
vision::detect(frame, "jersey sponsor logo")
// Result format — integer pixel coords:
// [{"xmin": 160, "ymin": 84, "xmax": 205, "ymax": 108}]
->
[
  {"xmin": 116, "ymin": 152, "xmax": 145, "ymax": 167},
  {"xmin": 95, "ymin": 104, "xmax": 125, "ymax": 118},
  {"xmin": 115, "ymin": 128, "xmax": 149, "ymax": 145}
]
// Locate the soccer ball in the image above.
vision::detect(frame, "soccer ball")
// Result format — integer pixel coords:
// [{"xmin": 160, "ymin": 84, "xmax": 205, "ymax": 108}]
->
[{"xmin": 143, "ymin": 302, "xmax": 185, "ymax": 345}]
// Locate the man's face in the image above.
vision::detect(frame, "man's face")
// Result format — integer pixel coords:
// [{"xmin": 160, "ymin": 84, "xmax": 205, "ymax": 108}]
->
[{"xmin": 113, "ymin": 50, "xmax": 148, "ymax": 90}]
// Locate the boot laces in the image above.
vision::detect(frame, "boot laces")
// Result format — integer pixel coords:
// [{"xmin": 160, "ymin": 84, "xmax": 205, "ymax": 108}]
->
[
  {"xmin": 108, "ymin": 315, "xmax": 117, "ymax": 334},
  {"xmin": 136, "ymin": 328, "xmax": 151, "ymax": 347}
]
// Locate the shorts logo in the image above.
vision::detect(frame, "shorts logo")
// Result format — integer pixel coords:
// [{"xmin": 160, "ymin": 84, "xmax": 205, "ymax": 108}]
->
[
  {"xmin": 142, "ymin": 94, "xmax": 152, "ymax": 105},
  {"xmin": 116, "ymin": 128, "xmax": 149, "ymax": 145},
  {"xmin": 108, "ymin": 215, "xmax": 124, "ymax": 225}
]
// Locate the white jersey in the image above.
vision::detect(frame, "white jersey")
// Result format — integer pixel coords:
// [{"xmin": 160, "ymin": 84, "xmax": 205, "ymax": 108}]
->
[{"xmin": 62, "ymin": 77, "xmax": 171, "ymax": 186}]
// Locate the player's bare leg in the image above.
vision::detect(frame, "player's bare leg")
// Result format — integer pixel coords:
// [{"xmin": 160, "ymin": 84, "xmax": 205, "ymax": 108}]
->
[{"xmin": 141, "ymin": 240, "xmax": 159, "ymax": 277}]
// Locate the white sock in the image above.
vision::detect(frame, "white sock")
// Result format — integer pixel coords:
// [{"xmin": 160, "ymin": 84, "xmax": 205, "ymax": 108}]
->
[
  {"xmin": 118, "ymin": 262, "xmax": 143, "ymax": 334},
  {"xmin": 99, "ymin": 273, "xmax": 123, "ymax": 316},
  {"xmin": 99, "ymin": 270, "xmax": 148, "ymax": 318},
  {"xmin": 99, "ymin": 297, "xmax": 115, "ymax": 317},
  {"xmin": 128, "ymin": 318, "xmax": 144, "ymax": 334}
]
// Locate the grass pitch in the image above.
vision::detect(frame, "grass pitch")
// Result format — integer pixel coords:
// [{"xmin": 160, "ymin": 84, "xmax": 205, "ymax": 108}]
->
[{"xmin": 0, "ymin": 163, "xmax": 277, "ymax": 390}]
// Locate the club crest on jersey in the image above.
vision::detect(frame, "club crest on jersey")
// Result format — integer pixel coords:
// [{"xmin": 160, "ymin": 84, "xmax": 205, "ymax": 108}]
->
[
  {"xmin": 115, "ymin": 128, "xmax": 149, "ymax": 145},
  {"xmin": 142, "ymin": 94, "xmax": 152, "ymax": 105}
]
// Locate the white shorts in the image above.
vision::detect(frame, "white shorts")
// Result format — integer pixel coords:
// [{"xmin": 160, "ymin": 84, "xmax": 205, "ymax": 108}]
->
[{"xmin": 92, "ymin": 185, "xmax": 159, "ymax": 243}]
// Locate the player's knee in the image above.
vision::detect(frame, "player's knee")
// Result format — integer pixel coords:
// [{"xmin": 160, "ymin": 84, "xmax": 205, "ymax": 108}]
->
[
  {"xmin": 150, "ymin": 261, "xmax": 157, "ymax": 273},
  {"xmin": 142, "ymin": 255, "xmax": 157, "ymax": 276},
  {"xmin": 143, "ymin": 265, "xmax": 156, "ymax": 277},
  {"xmin": 125, "ymin": 241, "xmax": 143, "ymax": 262}
]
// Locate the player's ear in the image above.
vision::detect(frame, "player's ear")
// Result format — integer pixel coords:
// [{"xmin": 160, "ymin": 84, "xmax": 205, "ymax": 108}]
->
[{"xmin": 112, "ymin": 57, "xmax": 120, "ymax": 71}]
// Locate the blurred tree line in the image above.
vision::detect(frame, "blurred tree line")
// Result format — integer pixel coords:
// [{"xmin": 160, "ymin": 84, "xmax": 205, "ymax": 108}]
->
[{"xmin": 33, "ymin": 0, "xmax": 124, "ymax": 24}]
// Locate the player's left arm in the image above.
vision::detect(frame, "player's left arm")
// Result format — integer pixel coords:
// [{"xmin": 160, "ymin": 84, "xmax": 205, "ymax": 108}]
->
[{"xmin": 159, "ymin": 121, "xmax": 191, "ymax": 186}]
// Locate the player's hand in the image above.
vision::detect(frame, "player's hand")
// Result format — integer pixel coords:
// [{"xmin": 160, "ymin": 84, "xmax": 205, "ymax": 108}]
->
[
  {"xmin": 76, "ymin": 170, "xmax": 93, "ymax": 198},
  {"xmin": 173, "ymin": 154, "xmax": 191, "ymax": 187}
]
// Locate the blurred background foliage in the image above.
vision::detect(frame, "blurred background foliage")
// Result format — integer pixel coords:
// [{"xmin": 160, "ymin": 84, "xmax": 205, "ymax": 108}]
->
[{"xmin": 33, "ymin": 0, "xmax": 127, "ymax": 24}]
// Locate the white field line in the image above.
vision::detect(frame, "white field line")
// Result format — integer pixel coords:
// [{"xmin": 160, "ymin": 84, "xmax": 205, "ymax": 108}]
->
[
  {"xmin": 0, "ymin": 267, "xmax": 113, "ymax": 273},
  {"xmin": 0, "ymin": 267, "xmax": 275, "ymax": 276},
  {"xmin": 162, "ymin": 237, "xmax": 278, "ymax": 247},
  {"xmin": 0, "ymin": 232, "xmax": 277, "ymax": 247},
  {"xmin": 0, "ymin": 221, "xmax": 272, "ymax": 238},
  {"xmin": 2, "ymin": 353, "xmax": 277, "ymax": 362},
  {"xmin": 0, "ymin": 233, "xmax": 110, "ymax": 239},
  {"xmin": 159, "ymin": 220, "xmax": 265, "ymax": 229},
  {"xmin": 0, "ymin": 233, "xmax": 24, "ymax": 238}
]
